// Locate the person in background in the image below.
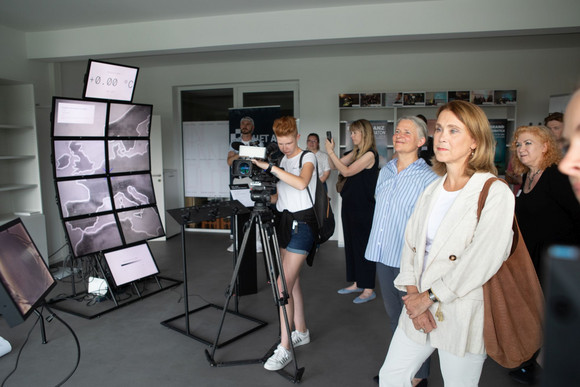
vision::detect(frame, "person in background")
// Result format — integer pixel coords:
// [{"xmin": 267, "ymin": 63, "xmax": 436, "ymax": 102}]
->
[
  {"xmin": 510, "ymin": 125, "xmax": 580, "ymax": 284},
  {"xmin": 251, "ymin": 116, "xmax": 317, "ymax": 371},
  {"xmin": 326, "ymin": 119, "xmax": 379, "ymax": 304},
  {"xmin": 365, "ymin": 116, "xmax": 437, "ymax": 386},
  {"xmin": 508, "ymin": 125, "xmax": 580, "ymax": 384},
  {"xmin": 544, "ymin": 112, "xmax": 566, "ymax": 152},
  {"xmin": 380, "ymin": 100, "xmax": 515, "ymax": 387},
  {"xmin": 227, "ymin": 116, "xmax": 263, "ymax": 253},
  {"xmin": 306, "ymin": 133, "xmax": 331, "ymax": 190},
  {"xmin": 417, "ymin": 114, "xmax": 434, "ymax": 166},
  {"xmin": 559, "ymin": 89, "xmax": 580, "ymax": 202}
]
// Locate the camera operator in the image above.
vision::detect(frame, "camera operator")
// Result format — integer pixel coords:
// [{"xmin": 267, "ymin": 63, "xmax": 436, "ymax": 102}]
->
[{"xmin": 251, "ymin": 116, "xmax": 317, "ymax": 371}]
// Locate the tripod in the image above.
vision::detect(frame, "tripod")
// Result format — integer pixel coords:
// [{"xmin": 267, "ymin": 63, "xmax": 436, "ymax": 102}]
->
[{"xmin": 205, "ymin": 200, "xmax": 305, "ymax": 383}]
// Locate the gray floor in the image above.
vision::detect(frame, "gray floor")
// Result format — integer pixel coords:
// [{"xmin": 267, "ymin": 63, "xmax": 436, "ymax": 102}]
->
[{"xmin": 0, "ymin": 231, "xmax": 526, "ymax": 386}]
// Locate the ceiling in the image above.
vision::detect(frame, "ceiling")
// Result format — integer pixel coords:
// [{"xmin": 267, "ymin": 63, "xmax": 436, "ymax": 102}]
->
[{"xmin": 0, "ymin": 0, "xmax": 417, "ymax": 32}]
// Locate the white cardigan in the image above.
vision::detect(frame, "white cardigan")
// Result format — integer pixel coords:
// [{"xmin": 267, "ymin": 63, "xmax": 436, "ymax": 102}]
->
[{"xmin": 394, "ymin": 172, "xmax": 514, "ymax": 357}]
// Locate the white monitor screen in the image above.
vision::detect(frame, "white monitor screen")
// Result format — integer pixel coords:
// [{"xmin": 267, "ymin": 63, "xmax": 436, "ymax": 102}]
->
[
  {"xmin": 52, "ymin": 98, "xmax": 107, "ymax": 137},
  {"xmin": 108, "ymin": 103, "xmax": 152, "ymax": 137},
  {"xmin": 54, "ymin": 140, "xmax": 107, "ymax": 178},
  {"xmin": 117, "ymin": 207, "xmax": 164, "ymax": 244},
  {"xmin": 83, "ymin": 60, "xmax": 139, "ymax": 102},
  {"xmin": 110, "ymin": 174, "xmax": 156, "ymax": 210},
  {"xmin": 108, "ymin": 139, "xmax": 150, "ymax": 173},
  {"xmin": 65, "ymin": 214, "xmax": 123, "ymax": 257},
  {"xmin": 57, "ymin": 178, "xmax": 113, "ymax": 218},
  {"xmin": 104, "ymin": 243, "xmax": 159, "ymax": 286}
]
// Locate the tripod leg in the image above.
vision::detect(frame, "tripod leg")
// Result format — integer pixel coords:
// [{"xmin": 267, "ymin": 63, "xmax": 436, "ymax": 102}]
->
[
  {"xmin": 259, "ymin": 215, "xmax": 304, "ymax": 381},
  {"xmin": 207, "ymin": 212, "xmax": 258, "ymax": 361}
]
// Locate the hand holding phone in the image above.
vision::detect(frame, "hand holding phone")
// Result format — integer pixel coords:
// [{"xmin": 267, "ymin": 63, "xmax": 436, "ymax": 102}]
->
[{"xmin": 326, "ymin": 131, "xmax": 332, "ymax": 141}]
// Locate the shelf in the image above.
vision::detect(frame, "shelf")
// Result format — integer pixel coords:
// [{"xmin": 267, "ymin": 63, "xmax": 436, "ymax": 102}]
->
[
  {"xmin": 0, "ymin": 124, "xmax": 34, "ymax": 130},
  {"xmin": 0, "ymin": 183, "xmax": 38, "ymax": 192},
  {"xmin": 0, "ymin": 155, "xmax": 36, "ymax": 160}
]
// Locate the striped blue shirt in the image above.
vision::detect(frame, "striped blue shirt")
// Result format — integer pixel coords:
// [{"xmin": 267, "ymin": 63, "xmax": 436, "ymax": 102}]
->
[{"xmin": 364, "ymin": 158, "xmax": 438, "ymax": 267}]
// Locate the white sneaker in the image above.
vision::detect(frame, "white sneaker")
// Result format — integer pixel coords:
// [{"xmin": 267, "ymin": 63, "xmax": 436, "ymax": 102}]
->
[
  {"xmin": 291, "ymin": 329, "xmax": 310, "ymax": 347},
  {"xmin": 0, "ymin": 336, "xmax": 11, "ymax": 358},
  {"xmin": 264, "ymin": 344, "xmax": 292, "ymax": 371},
  {"xmin": 226, "ymin": 243, "xmax": 234, "ymax": 252}
]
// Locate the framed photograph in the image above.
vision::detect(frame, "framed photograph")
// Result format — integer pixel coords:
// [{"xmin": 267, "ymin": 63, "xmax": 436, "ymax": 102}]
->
[
  {"xmin": 448, "ymin": 91, "xmax": 471, "ymax": 102},
  {"xmin": 403, "ymin": 92, "xmax": 426, "ymax": 106},
  {"xmin": 425, "ymin": 91, "xmax": 447, "ymax": 106},
  {"xmin": 471, "ymin": 90, "xmax": 494, "ymax": 105},
  {"xmin": 338, "ymin": 93, "xmax": 360, "ymax": 108},
  {"xmin": 360, "ymin": 93, "xmax": 383, "ymax": 107},
  {"xmin": 494, "ymin": 90, "xmax": 517, "ymax": 105}
]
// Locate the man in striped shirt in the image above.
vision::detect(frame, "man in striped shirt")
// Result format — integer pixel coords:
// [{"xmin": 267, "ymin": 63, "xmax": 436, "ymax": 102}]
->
[{"xmin": 365, "ymin": 116, "xmax": 437, "ymax": 387}]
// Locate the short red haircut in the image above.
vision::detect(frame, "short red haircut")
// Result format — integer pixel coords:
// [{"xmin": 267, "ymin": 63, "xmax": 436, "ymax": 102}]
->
[{"xmin": 273, "ymin": 116, "xmax": 297, "ymax": 137}]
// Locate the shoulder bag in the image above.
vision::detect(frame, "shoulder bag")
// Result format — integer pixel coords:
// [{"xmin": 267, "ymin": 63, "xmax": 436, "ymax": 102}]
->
[{"xmin": 477, "ymin": 178, "xmax": 544, "ymax": 368}]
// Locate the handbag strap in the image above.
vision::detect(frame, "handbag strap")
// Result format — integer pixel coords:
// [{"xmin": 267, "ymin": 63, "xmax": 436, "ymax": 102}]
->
[
  {"xmin": 299, "ymin": 150, "xmax": 321, "ymax": 223},
  {"xmin": 477, "ymin": 177, "xmax": 520, "ymax": 255}
]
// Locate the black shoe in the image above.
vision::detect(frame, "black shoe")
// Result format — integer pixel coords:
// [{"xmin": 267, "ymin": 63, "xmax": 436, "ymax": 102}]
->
[
  {"xmin": 509, "ymin": 364, "xmax": 537, "ymax": 385},
  {"xmin": 373, "ymin": 375, "xmax": 379, "ymax": 384}
]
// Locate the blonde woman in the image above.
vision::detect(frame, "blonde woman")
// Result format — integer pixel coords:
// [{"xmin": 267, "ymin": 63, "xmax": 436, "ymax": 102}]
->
[
  {"xmin": 380, "ymin": 101, "xmax": 515, "ymax": 386},
  {"xmin": 326, "ymin": 119, "xmax": 379, "ymax": 303}
]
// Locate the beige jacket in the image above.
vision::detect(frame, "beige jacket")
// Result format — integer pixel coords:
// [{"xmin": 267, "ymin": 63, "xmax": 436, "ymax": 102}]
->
[{"xmin": 394, "ymin": 172, "xmax": 514, "ymax": 356}]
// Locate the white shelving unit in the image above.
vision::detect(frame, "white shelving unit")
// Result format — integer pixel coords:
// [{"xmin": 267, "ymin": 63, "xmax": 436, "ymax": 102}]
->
[{"xmin": 0, "ymin": 82, "xmax": 48, "ymax": 261}]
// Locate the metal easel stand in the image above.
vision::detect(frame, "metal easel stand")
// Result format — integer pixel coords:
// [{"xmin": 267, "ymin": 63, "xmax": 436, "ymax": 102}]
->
[
  {"xmin": 161, "ymin": 200, "xmax": 267, "ymax": 348},
  {"xmin": 205, "ymin": 202, "xmax": 305, "ymax": 384}
]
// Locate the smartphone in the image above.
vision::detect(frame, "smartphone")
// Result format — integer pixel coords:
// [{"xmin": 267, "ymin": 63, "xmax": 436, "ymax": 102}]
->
[{"xmin": 326, "ymin": 131, "xmax": 332, "ymax": 141}]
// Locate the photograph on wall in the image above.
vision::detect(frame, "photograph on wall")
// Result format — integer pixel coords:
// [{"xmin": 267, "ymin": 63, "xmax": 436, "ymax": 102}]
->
[
  {"xmin": 111, "ymin": 173, "xmax": 156, "ymax": 210},
  {"xmin": 339, "ymin": 93, "xmax": 360, "ymax": 108},
  {"xmin": 65, "ymin": 214, "xmax": 123, "ymax": 258},
  {"xmin": 361, "ymin": 93, "xmax": 383, "ymax": 107},
  {"xmin": 448, "ymin": 91, "xmax": 470, "ymax": 102},
  {"xmin": 108, "ymin": 139, "xmax": 150, "ymax": 173},
  {"xmin": 494, "ymin": 90, "xmax": 517, "ymax": 105},
  {"xmin": 489, "ymin": 118, "xmax": 508, "ymax": 175},
  {"xmin": 403, "ymin": 92, "xmax": 426, "ymax": 106},
  {"xmin": 53, "ymin": 140, "xmax": 107, "ymax": 178},
  {"xmin": 471, "ymin": 90, "xmax": 494, "ymax": 105},
  {"xmin": 117, "ymin": 206, "xmax": 165, "ymax": 244},
  {"xmin": 425, "ymin": 92, "xmax": 447, "ymax": 106},
  {"xmin": 108, "ymin": 103, "xmax": 153, "ymax": 137},
  {"xmin": 56, "ymin": 177, "xmax": 113, "ymax": 218}
]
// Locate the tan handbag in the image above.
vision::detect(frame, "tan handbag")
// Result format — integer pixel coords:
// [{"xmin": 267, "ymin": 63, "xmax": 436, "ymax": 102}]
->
[
  {"xmin": 335, "ymin": 174, "xmax": 347, "ymax": 193},
  {"xmin": 477, "ymin": 178, "xmax": 544, "ymax": 368}
]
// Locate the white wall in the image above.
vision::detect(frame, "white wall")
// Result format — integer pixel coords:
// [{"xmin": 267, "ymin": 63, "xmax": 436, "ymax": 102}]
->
[{"xmin": 52, "ymin": 36, "xmax": 580, "ymax": 255}]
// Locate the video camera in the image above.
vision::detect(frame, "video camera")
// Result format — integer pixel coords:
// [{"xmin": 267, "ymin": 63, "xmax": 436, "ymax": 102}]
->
[{"xmin": 231, "ymin": 142, "xmax": 282, "ymax": 204}]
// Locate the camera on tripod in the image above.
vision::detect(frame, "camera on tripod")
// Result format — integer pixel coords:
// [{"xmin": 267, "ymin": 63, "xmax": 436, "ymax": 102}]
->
[{"xmin": 232, "ymin": 144, "xmax": 281, "ymax": 204}]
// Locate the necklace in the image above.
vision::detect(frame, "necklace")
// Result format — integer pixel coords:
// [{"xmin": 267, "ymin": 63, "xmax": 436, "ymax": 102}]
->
[{"xmin": 527, "ymin": 169, "xmax": 542, "ymax": 190}]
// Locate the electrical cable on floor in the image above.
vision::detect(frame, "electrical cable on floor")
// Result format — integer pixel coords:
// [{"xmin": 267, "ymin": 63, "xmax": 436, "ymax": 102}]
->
[{"xmin": 0, "ymin": 306, "xmax": 81, "ymax": 387}]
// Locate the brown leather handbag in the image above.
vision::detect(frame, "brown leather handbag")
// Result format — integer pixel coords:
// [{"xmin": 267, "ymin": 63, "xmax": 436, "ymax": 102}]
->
[{"xmin": 477, "ymin": 178, "xmax": 544, "ymax": 369}]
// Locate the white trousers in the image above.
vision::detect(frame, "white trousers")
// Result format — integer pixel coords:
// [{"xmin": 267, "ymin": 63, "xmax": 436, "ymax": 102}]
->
[{"xmin": 379, "ymin": 327, "xmax": 486, "ymax": 387}]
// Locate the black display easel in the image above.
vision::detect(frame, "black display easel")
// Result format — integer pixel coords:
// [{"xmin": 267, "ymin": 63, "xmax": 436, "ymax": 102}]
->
[{"xmin": 162, "ymin": 200, "xmax": 267, "ymax": 347}]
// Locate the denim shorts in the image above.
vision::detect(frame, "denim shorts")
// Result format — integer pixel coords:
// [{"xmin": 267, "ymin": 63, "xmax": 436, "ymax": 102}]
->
[{"xmin": 286, "ymin": 221, "xmax": 315, "ymax": 255}]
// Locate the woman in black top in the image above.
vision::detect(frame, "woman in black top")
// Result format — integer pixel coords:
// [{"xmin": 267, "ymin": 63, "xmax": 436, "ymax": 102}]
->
[
  {"xmin": 326, "ymin": 119, "xmax": 379, "ymax": 303},
  {"xmin": 511, "ymin": 125, "xmax": 580, "ymax": 284}
]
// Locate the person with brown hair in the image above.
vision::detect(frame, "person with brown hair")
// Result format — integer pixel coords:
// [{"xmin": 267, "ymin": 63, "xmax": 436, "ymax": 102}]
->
[
  {"xmin": 326, "ymin": 119, "xmax": 379, "ymax": 303},
  {"xmin": 544, "ymin": 112, "xmax": 566, "ymax": 151},
  {"xmin": 379, "ymin": 101, "xmax": 515, "ymax": 386},
  {"xmin": 251, "ymin": 116, "xmax": 317, "ymax": 371}
]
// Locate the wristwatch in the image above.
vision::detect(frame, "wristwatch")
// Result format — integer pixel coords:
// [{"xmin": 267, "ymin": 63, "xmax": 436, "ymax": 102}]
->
[
  {"xmin": 265, "ymin": 164, "xmax": 273, "ymax": 173},
  {"xmin": 427, "ymin": 288, "xmax": 439, "ymax": 303}
]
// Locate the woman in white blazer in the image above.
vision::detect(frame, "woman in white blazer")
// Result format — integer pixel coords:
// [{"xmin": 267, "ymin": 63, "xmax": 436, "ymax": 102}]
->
[{"xmin": 379, "ymin": 101, "xmax": 515, "ymax": 387}]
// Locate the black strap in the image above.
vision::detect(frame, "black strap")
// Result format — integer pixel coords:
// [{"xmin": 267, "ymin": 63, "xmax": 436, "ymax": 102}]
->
[{"xmin": 300, "ymin": 150, "xmax": 321, "ymax": 227}]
